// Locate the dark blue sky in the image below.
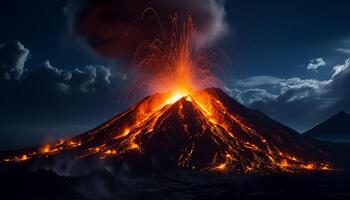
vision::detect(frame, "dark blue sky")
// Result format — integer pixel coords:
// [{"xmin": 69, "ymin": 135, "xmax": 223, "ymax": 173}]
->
[
  {"xmin": 1, "ymin": 0, "xmax": 349, "ymax": 77},
  {"xmin": 1, "ymin": 0, "xmax": 350, "ymax": 150},
  {"xmin": 227, "ymin": 0, "xmax": 350, "ymax": 78},
  {"xmin": 0, "ymin": 0, "xmax": 112, "ymax": 68}
]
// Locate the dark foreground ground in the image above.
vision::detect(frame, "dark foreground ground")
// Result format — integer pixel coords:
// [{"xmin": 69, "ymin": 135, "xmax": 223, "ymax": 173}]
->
[
  {"xmin": 1, "ymin": 140, "xmax": 350, "ymax": 200},
  {"xmin": 1, "ymin": 167, "xmax": 350, "ymax": 200}
]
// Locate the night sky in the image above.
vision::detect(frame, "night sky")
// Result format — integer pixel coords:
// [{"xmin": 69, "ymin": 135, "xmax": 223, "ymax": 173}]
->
[{"xmin": 1, "ymin": 0, "xmax": 350, "ymax": 150}]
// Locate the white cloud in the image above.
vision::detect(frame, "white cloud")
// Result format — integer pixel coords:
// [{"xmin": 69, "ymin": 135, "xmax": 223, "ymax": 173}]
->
[
  {"xmin": 332, "ymin": 58, "xmax": 350, "ymax": 78},
  {"xmin": 237, "ymin": 59, "xmax": 348, "ymax": 107},
  {"xmin": 236, "ymin": 77, "xmax": 327, "ymax": 105},
  {"xmin": 239, "ymin": 88, "xmax": 278, "ymax": 104},
  {"xmin": 236, "ymin": 75, "xmax": 282, "ymax": 87},
  {"xmin": 336, "ymin": 48, "xmax": 350, "ymax": 54},
  {"xmin": 307, "ymin": 58, "xmax": 326, "ymax": 71},
  {"xmin": 224, "ymin": 87, "xmax": 241, "ymax": 98},
  {"xmin": 230, "ymin": 57, "xmax": 350, "ymax": 132}
]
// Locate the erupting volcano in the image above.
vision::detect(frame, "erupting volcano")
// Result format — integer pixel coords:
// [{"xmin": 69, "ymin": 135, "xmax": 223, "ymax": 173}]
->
[
  {"xmin": 1, "ymin": 87, "xmax": 334, "ymax": 173},
  {"xmin": 1, "ymin": 13, "xmax": 334, "ymax": 174}
]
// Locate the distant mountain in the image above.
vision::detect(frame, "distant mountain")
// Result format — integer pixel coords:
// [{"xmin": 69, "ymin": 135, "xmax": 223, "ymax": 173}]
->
[{"xmin": 304, "ymin": 111, "xmax": 350, "ymax": 142}]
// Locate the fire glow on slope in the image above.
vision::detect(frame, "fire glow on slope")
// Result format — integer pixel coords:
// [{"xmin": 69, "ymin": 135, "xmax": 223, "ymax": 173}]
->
[{"xmin": 1, "ymin": 15, "xmax": 334, "ymax": 173}]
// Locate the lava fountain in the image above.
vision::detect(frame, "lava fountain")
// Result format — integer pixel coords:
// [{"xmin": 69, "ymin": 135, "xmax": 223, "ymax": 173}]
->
[{"xmin": 123, "ymin": 10, "xmax": 224, "ymax": 104}]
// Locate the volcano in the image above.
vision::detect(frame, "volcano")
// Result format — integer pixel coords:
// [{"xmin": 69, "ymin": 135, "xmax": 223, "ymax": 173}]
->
[{"xmin": 1, "ymin": 88, "xmax": 334, "ymax": 173}]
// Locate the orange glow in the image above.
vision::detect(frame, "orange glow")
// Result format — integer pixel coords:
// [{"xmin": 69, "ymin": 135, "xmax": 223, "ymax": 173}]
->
[
  {"xmin": 129, "ymin": 142, "xmax": 140, "ymax": 150},
  {"xmin": 40, "ymin": 145, "xmax": 51, "ymax": 153},
  {"xmin": 67, "ymin": 140, "xmax": 81, "ymax": 147},
  {"xmin": 279, "ymin": 159, "xmax": 289, "ymax": 168},
  {"xmin": 321, "ymin": 165, "xmax": 332, "ymax": 170},
  {"xmin": 58, "ymin": 138, "xmax": 65, "ymax": 145},
  {"xmin": 20, "ymin": 155, "xmax": 28, "ymax": 161},
  {"xmin": 166, "ymin": 91, "xmax": 189, "ymax": 105},
  {"xmin": 301, "ymin": 163, "xmax": 315, "ymax": 170},
  {"xmin": 215, "ymin": 163, "xmax": 227, "ymax": 171},
  {"xmin": 104, "ymin": 149, "xmax": 117, "ymax": 155},
  {"xmin": 115, "ymin": 128, "xmax": 131, "ymax": 139}
]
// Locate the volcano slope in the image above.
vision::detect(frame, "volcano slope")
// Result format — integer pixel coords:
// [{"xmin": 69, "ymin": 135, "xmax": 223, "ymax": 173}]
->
[{"xmin": 1, "ymin": 88, "xmax": 335, "ymax": 173}]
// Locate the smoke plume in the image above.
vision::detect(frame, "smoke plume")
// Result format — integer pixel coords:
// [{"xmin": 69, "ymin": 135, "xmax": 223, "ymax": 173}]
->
[{"xmin": 67, "ymin": 0, "xmax": 228, "ymax": 65}]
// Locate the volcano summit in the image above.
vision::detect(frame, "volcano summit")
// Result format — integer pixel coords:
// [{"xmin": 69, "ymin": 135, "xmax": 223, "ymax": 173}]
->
[{"xmin": 1, "ymin": 88, "xmax": 334, "ymax": 173}]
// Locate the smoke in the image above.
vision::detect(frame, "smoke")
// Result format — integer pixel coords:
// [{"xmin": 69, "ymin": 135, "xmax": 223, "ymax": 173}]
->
[{"xmin": 66, "ymin": 0, "xmax": 228, "ymax": 65}]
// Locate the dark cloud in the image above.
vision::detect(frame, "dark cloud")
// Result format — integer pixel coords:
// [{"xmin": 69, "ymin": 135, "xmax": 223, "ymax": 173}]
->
[
  {"xmin": 0, "ymin": 41, "xmax": 29, "ymax": 80},
  {"xmin": 66, "ymin": 0, "xmax": 228, "ymax": 65},
  {"xmin": 23, "ymin": 61, "xmax": 113, "ymax": 94},
  {"xmin": 231, "ymin": 58, "xmax": 350, "ymax": 132},
  {"xmin": 0, "ymin": 42, "xmax": 125, "ymax": 150}
]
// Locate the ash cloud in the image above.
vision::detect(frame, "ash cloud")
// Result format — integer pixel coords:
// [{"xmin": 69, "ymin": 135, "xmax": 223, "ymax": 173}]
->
[{"xmin": 66, "ymin": 0, "xmax": 228, "ymax": 65}]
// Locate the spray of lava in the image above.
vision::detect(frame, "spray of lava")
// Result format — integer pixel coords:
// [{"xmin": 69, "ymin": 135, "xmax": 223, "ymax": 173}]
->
[{"xmin": 123, "ymin": 10, "xmax": 224, "ymax": 103}]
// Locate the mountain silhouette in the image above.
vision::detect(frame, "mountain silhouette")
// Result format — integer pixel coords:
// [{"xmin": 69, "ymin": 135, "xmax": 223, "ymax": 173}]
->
[{"xmin": 305, "ymin": 110, "xmax": 350, "ymax": 142}]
